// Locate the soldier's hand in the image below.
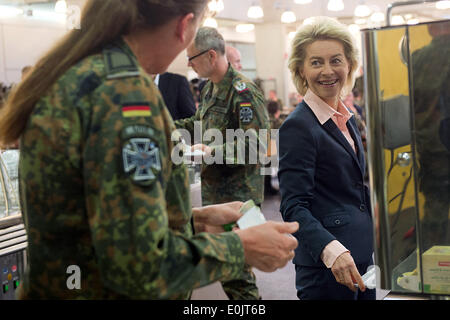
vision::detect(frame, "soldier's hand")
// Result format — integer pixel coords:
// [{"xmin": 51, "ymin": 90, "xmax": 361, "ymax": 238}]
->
[
  {"xmin": 235, "ymin": 221, "xmax": 299, "ymax": 272},
  {"xmin": 193, "ymin": 201, "xmax": 243, "ymax": 233}
]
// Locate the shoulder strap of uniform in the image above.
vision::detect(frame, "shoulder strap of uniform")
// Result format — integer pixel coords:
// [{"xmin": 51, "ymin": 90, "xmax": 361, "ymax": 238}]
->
[{"xmin": 103, "ymin": 43, "xmax": 140, "ymax": 80}]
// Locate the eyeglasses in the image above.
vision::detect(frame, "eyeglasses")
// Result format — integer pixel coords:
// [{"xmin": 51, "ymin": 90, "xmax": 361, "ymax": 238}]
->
[{"xmin": 188, "ymin": 49, "xmax": 211, "ymax": 62}]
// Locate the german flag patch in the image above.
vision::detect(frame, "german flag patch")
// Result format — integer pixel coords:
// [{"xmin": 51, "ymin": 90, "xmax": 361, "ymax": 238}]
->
[{"xmin": 122, "ymin": 103, "xmax": 152, "ymax": 118}]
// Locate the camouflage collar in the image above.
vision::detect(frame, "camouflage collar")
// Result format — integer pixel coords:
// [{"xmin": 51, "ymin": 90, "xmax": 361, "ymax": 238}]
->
[{"xmin": 212, "ymin": 64, "xmax": 237, "ymax": 101}]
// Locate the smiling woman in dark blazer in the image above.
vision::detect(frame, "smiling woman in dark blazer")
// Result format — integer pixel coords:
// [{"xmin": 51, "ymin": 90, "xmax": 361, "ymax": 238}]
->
[{"xmin": 278, "ymin": 17, "xmax": 375, "ymax": 300}]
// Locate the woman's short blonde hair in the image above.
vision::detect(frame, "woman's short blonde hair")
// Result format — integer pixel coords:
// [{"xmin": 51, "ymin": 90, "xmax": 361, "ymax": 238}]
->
[{"xmin": 288, "ymin": 16, "xmax": 360, "ymax": 97}]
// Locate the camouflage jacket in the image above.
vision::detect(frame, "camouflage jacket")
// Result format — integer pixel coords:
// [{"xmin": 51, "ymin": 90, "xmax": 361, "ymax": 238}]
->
[
  {"xmin": 175, "ymin": 65, "xmax": 270, "ymax": 206},
  {"xmin": 17, "ymin": 39, "xmax": 245, "ymax": 300}
]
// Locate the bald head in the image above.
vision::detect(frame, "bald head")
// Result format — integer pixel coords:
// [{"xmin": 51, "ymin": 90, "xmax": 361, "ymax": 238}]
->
[{"xmin": 226, "ymin": 46, "xmax": 242, "ymax": 72}]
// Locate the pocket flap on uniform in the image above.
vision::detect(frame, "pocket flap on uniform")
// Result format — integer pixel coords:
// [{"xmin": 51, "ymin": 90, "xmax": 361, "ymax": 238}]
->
[
  {"xmin": 321, "ymin": 214, "xmax": 350, "ymax": 228},
  {"xmin": 209, "ymin": 106, "xmax": 227, "ymax": 114}
]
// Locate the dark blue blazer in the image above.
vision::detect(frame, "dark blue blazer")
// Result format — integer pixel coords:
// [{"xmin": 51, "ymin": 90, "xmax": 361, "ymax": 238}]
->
[
  {"xmin": 278, "ymin": 101, "xmax": 373, "ymax": 267},
  {"xmin": 158, "ymin": 72, "xmax": 196, "ymax": 121}
]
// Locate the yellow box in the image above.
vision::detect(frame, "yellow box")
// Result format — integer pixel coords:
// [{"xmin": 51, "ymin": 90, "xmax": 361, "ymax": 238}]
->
[{"xmin": 422, "ymin": 246, "xmax": 450, "ymax": 294}]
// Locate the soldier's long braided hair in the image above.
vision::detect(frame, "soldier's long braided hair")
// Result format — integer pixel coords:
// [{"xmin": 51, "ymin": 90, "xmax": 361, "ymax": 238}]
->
[{"xmin": 0, "ymin": 0, "xmax": 208, "ymax": 145}]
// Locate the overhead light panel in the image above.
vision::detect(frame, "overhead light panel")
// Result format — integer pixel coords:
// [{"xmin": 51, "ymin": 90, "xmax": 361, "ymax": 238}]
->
[
  {"xmin": 294, "ymin": 0, "xmax": 312, "ymax": 4},
  {"xmin": 370, "ymin": 12, "xmax": 385, "ymax": 23},
  {"xmin": 236, "ymin": 23, "xmax": 255, "ymax": 33},
  {"xmin": 54, "ymin": 0, "xmax": 67, "ymax": 13},
  {"xmin": 436, "ymin": 1, "xmax": 450, "ymax": 9},
  {"xmin": 354, "ymin": 2, "xmax": 371, "ymax": 17},
  {"xmin": 0, "ymin": 5, "xmax": 23, "ymax": 18},
  {"xmin": 327, "ymin": 0, "xmax": 344, "ymax": 12},
  {"xmin": 281, "ymin": 10, "xmax": 296, "ymax": 24},
  {"xmin": 248, "ymin": 3, "xmax": 264, "ymax": 19}
]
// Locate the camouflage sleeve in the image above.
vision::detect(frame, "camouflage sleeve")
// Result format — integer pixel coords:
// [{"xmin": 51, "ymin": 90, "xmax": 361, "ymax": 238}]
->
[
  {"xmin": 82, "ymin": 77, "xmax": 245, "ymax": 299},
  {"xmin": 175, "ymin": 81, "xmax": 210, "ymax": 143},
  {"xmin": 211, "ymin": 87, "xmax": 270, "ymax": 166},
  {"xmin": 173, "ymin": 106, "xmax": 200, "ymax": 141}
]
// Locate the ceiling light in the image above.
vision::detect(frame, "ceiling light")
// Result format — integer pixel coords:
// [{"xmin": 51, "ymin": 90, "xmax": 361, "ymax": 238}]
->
[
  {"xmin": 407, "ymin": 18, "xmax": 420, "ymax": 25},
  {"xmin": 0, "ymin": 5, "xmax": 23, "ymax": 18},
  {"xmin": 354, "ymin": 4, "xmax": 371, "ymax": 17},
  {"xmin": 327, "ymin": 0, "xmax": 344, "ymax": 12},
  {"xmin": 208, "ymin": 0, "xmax": 224, "ymax": 13},
  {"xmin": 303, "ymin": 17, "xmax": 316, "ymax": 25},
  {"xmin": 391, "ymin": 15, "xmax": 405, "ymax": 25},
  {"xmin": 281, "ymin": 10, "xmax": 296, "ymax": 24},
  {"xmin": 288, "ymin": 31, "xmax": 296, "ymax": 39},
  {"xmin": 436, "ymin": 1, "xmax": 450, "ymax": 9},
  {"xmin": 216, "ymin": 0, "xmax": 224, "ymax": 12},
  {"xmin": 294, "ymin": 0, "xmax": 312, "ymax": 4},
  {"xmin": 54, "ymin": 0, "xmax": 67, "ymax": 13},
  {"xmin": 355, "ymin": 18, "xmax": 367, "ymax": 25},
  {"xmin": 248, "ymin": 4, "xmax": 264, "ymax": 19},
  {"xmin": 348, "ymin": 24, "xmax": 361, "ymax": 35},
  {"xmin": 236, "ymin": 23, "xmax": 255, "ymax": 33},
  {"xmin": 370, "ymin": 12, "xmax": 385, "ymax": 23},
  {"xmin": 203, "ymin": 17, "xmax": 218, "ymax": 28}
]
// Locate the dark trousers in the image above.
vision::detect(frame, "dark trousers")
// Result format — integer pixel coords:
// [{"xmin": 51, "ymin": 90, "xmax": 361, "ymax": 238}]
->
[{"xmin": 295, "ymin": 261, "xmax": 376, "ymax": 300}]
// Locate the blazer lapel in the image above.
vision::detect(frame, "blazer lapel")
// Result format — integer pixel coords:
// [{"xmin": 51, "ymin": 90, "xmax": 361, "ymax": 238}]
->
[
  {"xmin": 322, "ymin": 118, "xmax": 363, "ymax": 174},
  {"xmin": 347, "ymin": 116, "xmax": 365, "ymax": 173}
]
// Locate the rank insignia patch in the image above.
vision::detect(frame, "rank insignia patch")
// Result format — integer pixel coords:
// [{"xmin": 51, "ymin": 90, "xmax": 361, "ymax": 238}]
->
[
  {"xmin": 122, "ymin": 138, "xmax": 161, "ymax": 186},
  {"xmin": 122, "ymin": 103, "xmax": 151, "ymax": 118},
  {"xmin": 240, "ymin": 103, "xmax": 253, "ymax": 123}
]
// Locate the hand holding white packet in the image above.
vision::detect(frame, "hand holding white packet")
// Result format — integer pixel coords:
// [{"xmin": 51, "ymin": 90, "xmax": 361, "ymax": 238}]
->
[{"xmin": 236, "ymin": 200, "xmax": 266, "ymax": 230}]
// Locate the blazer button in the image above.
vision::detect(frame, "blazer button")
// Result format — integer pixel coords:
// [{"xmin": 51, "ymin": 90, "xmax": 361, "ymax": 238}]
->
[
  {"xmin": 334, "ymin": 219, "xmax": 341, "ymax": 225},
  {"xmin": 360, "ymin": 204, "xmax": 366, "ymax": 212}
]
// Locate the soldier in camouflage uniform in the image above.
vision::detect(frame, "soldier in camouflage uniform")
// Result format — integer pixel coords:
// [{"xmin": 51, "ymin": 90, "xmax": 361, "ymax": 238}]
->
[
  {"xmin": 267, "ymin": 100, "xmax": 284, "ymax": 130},
  {"xmin": 176, "ymin": 27, "xmax": 270, "ymax": 207},
  {"xmin": 17, "ymin": 36, "xmax": 250, "ymax": 301},
  {"xmin": 0, "ymin": 0, "xmax": 298, "ymax": 299},
  {"xmin": 176, "ymin": 27, "xmax": 270, "ymax": 300}
]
